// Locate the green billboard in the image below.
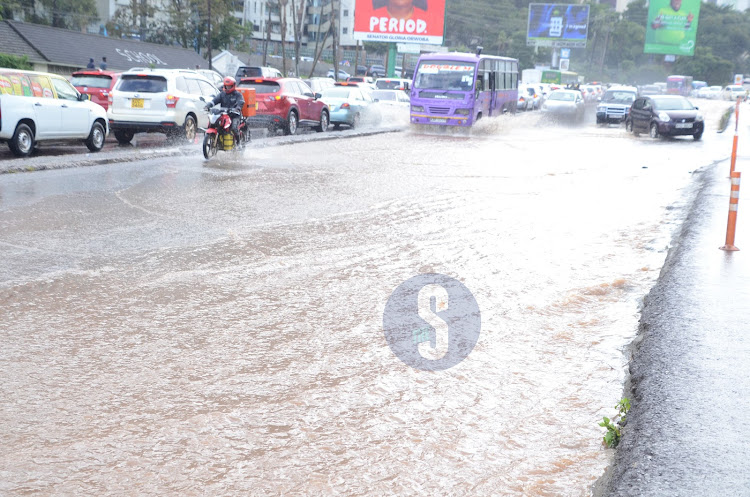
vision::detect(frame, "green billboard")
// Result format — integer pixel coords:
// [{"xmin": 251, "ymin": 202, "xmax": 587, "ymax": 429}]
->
[{"xmin": 644, "ymin": 0, "xmax": 700, "ymax": 56}]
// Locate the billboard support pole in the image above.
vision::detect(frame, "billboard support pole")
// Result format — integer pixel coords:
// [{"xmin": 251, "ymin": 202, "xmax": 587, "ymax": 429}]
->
[{"xmin": 387, "ymin": 43, "xmax": 397, "ymax": 78}]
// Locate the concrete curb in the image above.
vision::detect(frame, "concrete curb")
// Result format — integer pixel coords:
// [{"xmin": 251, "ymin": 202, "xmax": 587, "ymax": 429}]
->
[{"xmin": 0, "ymin": 126, "xmax": 404, "ymax": 175}]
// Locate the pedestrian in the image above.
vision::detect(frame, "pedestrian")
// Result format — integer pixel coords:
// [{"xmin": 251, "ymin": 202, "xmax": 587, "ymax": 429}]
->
[
  {"xmin": 86, "ymin": 58, "xmax": 95, "ymax": 69},
  {"xmin": 100, "ymin": 56, "xmax": 107, "ymax": 70}
]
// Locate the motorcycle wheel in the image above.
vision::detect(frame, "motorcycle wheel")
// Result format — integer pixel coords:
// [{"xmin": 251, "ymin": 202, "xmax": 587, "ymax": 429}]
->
[{"xmin": 202, "ymin": 133, "xmax": 217, "ymax": 159}]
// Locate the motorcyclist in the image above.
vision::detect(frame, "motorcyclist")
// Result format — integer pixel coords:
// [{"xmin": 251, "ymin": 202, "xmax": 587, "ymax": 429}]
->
[{"xmin": 206, "ymin": 76, "xmax": 245, "ymax": 145}]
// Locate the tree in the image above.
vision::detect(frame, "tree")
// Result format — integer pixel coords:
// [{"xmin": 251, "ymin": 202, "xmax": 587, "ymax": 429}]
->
[
  {"xmin": 33, "ymin": 0, "xmax": 99, "ymax": 30},
  {"xmin": 0, "ymin": 53, "xmax": 32, "ymax": 70}
]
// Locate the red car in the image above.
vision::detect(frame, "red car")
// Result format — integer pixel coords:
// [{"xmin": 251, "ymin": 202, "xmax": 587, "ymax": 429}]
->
[
  {"xmin": 70, "ymin": 69, "xmax": 120, "ymax": 111},
  {"xmin": 237, "ymin": 77, "xmax": 330, "ymax": 135}
]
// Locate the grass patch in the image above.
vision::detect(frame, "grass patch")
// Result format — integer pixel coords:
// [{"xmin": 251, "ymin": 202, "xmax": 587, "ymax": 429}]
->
[{"xmin": 599, "ymin": 397, "xmax": 631, "ymax": 448}]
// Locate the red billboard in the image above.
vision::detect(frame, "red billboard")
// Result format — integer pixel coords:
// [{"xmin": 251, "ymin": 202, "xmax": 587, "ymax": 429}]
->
[{"xmin": 352, "ymin": 0, "xmax": 445, "ymax": 45}]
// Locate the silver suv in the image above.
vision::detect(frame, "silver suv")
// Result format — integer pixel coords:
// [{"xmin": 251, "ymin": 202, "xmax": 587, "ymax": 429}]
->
[
  {"xmin": 107, "ymin": 68, "xmax": 219, "ymax": 144},
  {"xmin": 596, "ymin": 85, "xmax": 638, "ymax": 125}
]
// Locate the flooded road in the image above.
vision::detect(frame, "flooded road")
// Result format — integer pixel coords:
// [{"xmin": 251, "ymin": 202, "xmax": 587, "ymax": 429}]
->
[{"xmin": 0, "ymin": 102, "xmax": 736, "ymax": 495}]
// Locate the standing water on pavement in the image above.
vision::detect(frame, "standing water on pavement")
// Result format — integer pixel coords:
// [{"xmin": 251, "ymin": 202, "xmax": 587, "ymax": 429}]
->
[{"xmin": 0, "ymin": 102, "xmax": 733, "ymax": 495}]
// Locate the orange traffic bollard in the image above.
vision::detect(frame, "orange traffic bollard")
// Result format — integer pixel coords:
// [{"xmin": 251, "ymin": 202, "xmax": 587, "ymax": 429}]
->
[
  {"xmin": 730, "ymin": 98, "xmax": 741, "ymax": 175},
  {"xmin": 720, "ymin": 171, "xmax": 741, "ymax": 251}
]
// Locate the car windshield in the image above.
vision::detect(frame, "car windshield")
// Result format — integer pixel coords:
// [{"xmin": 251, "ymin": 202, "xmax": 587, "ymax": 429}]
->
[
  {"xmin": 602, "ymin": 91, "xmax": 635, "ymax": 103},
  {"xmin": 548, "ymin": 91, "xmax": 576, "ymax": 101},
  {"xmin": 652, "ymin": 97, "xmax": 694, "ymax": 110},
  {"xmin": 372, "ymin": 90, "xmax": 396, "ymax": 101},
  {"xmin": 70, "ymin": 75, "xmax": 112, "ymax": 88},
  {"xmin": 237, "ymin": 81, "xmax": 280, "ymax": 94},
  {"xmin": 414, "ymin": 61, "xmax": 476, "ymax": 91},
  {"xmin": 322, "ymin": 88, "xmax": 353, "ymax": 99},
  {"xmin": 118, "ymin": 76, "xmax": 167, "ymax": 93},
  {"xmin": 376, "ymin": 80, "xmax": 404, "ymax": 90},
  {"xmin": 236, "ymin": 67, "xmax": 262, "ymax": 78}
]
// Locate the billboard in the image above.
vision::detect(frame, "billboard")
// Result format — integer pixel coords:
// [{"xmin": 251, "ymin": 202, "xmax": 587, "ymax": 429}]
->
[
  {"xmin": 644, "ymin": 0, "xmax": 700, "ymax": 56},
  {"xmin": 352, "ymin": 0, "xmax": 446, "ymax": 45},
  {"xmin": 527, "ymin": 4, "xmax": 590, "ymax": 48}
]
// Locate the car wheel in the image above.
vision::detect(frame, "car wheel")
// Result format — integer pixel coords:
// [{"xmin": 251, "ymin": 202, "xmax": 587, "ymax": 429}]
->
[
  {"xmin": 649, "ymin": 122, "xmax": 660, "ymax": 139},
  {"xmin": 693, "ymin": 130, "xmax": 703, "ymax": 141},
  {"xmin": 85, "ymin": 122, "xmax": 106, "ymax": 152},
  {"xmin": 284, "ymin": 110, "xmax": 298, "ymax": 135},
  {"xmin": 625, "ymin": 119, "xmax": 633, "ymax": 133},
  {"xmin": 351, "ymin": 113, "xmax": 360, "ymax": 129},
  {"xmin": 114, "ymin": 130, "xmax": 134, "ymax": 145},
  {"xmin": 9, "ymin": 123, "xmax": 34, "ymax": 157},
  {"xmin": 316, "ymin": 110, "xmax": 329, "ymax": 132},
  {"xmin": 182, "ymin": 115, "xmax": 197, "ymax": 142}
]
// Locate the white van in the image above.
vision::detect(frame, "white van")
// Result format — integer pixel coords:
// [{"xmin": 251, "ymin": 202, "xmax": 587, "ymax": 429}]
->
[{"xmin": 0, "ymin": 68, "xmax": 109, "ymax": 157}]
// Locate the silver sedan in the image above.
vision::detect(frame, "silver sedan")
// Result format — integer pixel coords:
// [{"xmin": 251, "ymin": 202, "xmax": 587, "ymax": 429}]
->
[{"xmin": 540, "ymin": 89, "xmax": 585, "ymax": 122}]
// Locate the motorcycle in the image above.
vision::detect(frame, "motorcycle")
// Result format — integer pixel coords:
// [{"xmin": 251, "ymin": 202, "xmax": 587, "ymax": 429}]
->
[{"xmin": 200, "ymin": 106, "xmax": 250, "ymax": 159}]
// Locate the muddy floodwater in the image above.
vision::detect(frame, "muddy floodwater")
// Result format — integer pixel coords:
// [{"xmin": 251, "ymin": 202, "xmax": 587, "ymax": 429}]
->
[{"xmin": 0, "ymin": 102, "xmax": 735, "ymax": 495}]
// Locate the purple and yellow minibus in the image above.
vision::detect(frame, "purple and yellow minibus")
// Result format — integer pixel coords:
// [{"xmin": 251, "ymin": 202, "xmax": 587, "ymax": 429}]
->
[{"xmin": 409, "ymin": 49, "xmax": 519, "ymax": 127}]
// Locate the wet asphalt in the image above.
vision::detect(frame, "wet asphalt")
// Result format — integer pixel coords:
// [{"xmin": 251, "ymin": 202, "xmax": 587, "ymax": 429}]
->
[
  {"xmin": 601, "ymin": 156, "xmax": 750, "ymax": 495},
  {"xmin": 3, "ymin": 110, "xmax": 750, "ymax": 494}
]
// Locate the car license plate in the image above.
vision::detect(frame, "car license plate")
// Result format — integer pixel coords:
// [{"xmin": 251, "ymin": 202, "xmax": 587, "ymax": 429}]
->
[
  {"xmin": 430, "ymin": 118, "xmax": 446, "ymax": 123},
  {"xmin": 675, "ymin": 122, "xmax": 692, "ymax": 129},
  {"xmin": 131, "ymin": 98, "xmax": 144, "ymax": 109}
]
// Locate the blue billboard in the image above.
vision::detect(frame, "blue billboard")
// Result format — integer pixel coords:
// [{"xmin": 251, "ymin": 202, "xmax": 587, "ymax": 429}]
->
[{"xmin": 527, "ymin": 3, "xmax": 590, "ymax": 48}]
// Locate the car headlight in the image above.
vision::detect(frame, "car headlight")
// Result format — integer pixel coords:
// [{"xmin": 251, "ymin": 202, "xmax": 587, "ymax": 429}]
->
[
  {"xmin": 455, "ymin": 108, "xmax": 470, "ymax": 115},
  {"xmin": 695, "ymin": 113, "xmax": 704, "ymax": 122},
  {"xmin": 658, "ymin": 111, "xmax": 670, "ymax": 122},
  {"xmin": 411, "ymin": 105, "xmax": 424, "ymax": 112},
  {"xmin": 597, "ymin": 105, "xmax": 605, "ymax": 112}
]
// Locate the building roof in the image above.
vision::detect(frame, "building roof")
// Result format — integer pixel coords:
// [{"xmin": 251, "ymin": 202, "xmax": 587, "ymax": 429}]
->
[
  {"xmin": 2, "ymin": 20, "xmax": 208, "ymax": 72},
  {"xmin": 0, "ymin": 21, "xmax": 45, "ymax": 63}
]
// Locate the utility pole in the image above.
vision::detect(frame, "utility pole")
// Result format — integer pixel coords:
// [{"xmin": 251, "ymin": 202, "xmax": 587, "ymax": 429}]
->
[
  {"xmin": 207, "ymin": 0, "xmax": 213, "ymax": 69},
  {"xmin": 140, "ymin": 0, "xmax": 147, "ymax": 41},
  {"xmin": 332, "ymin": 0, "xmax": 339, "ymax": 81},
  {"xmin": 264, "ymin": 1, "xmax": 272, "ymax": 66}
]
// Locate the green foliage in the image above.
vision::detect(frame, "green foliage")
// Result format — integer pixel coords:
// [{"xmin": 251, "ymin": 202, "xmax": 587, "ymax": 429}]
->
[
  {"xmin": 0, "ymin": 53, "xmax": 32, "ymax": 70},
  {"xmin": 718, "ymin": 105, "xmax": 735, "ymax": 133},
  {"xmin": 599, "ymin": 398, "xmax": 631, "ymax": 448},
  {"xmin": 30, "ymin": 0, "xmax": 99, "ymax": 30}
]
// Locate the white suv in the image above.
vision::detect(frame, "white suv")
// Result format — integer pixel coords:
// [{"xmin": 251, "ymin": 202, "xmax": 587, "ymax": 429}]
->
[
  {"xmin": 0, "ymin": 68, "xmax": 108, "ymax": 157},
  {"xmin": 107, "ymin": 68, "xmax": 219, "ymax": 144}
]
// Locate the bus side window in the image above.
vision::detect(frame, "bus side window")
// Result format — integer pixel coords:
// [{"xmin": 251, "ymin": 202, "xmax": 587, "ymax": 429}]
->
[{"xmin": 476, "ymin": 73, "xmax": 484, "ymax": 92}]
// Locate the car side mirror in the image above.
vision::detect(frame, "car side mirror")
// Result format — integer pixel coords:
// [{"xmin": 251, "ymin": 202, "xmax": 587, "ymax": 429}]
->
[
  {"xmin": 199, "ymin": 96, "xmax": 206, "ymax": 102},
  {"xmin": 694, "ymin": 106, "xmax": 699, "ymax": 110},
  {"xmin": 314, "ymin": 92, "xmax": 322, "ymax": 99},
  {"xmin": 78, "ymin": 93, "xmax": 90, "ymax": 101}
]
